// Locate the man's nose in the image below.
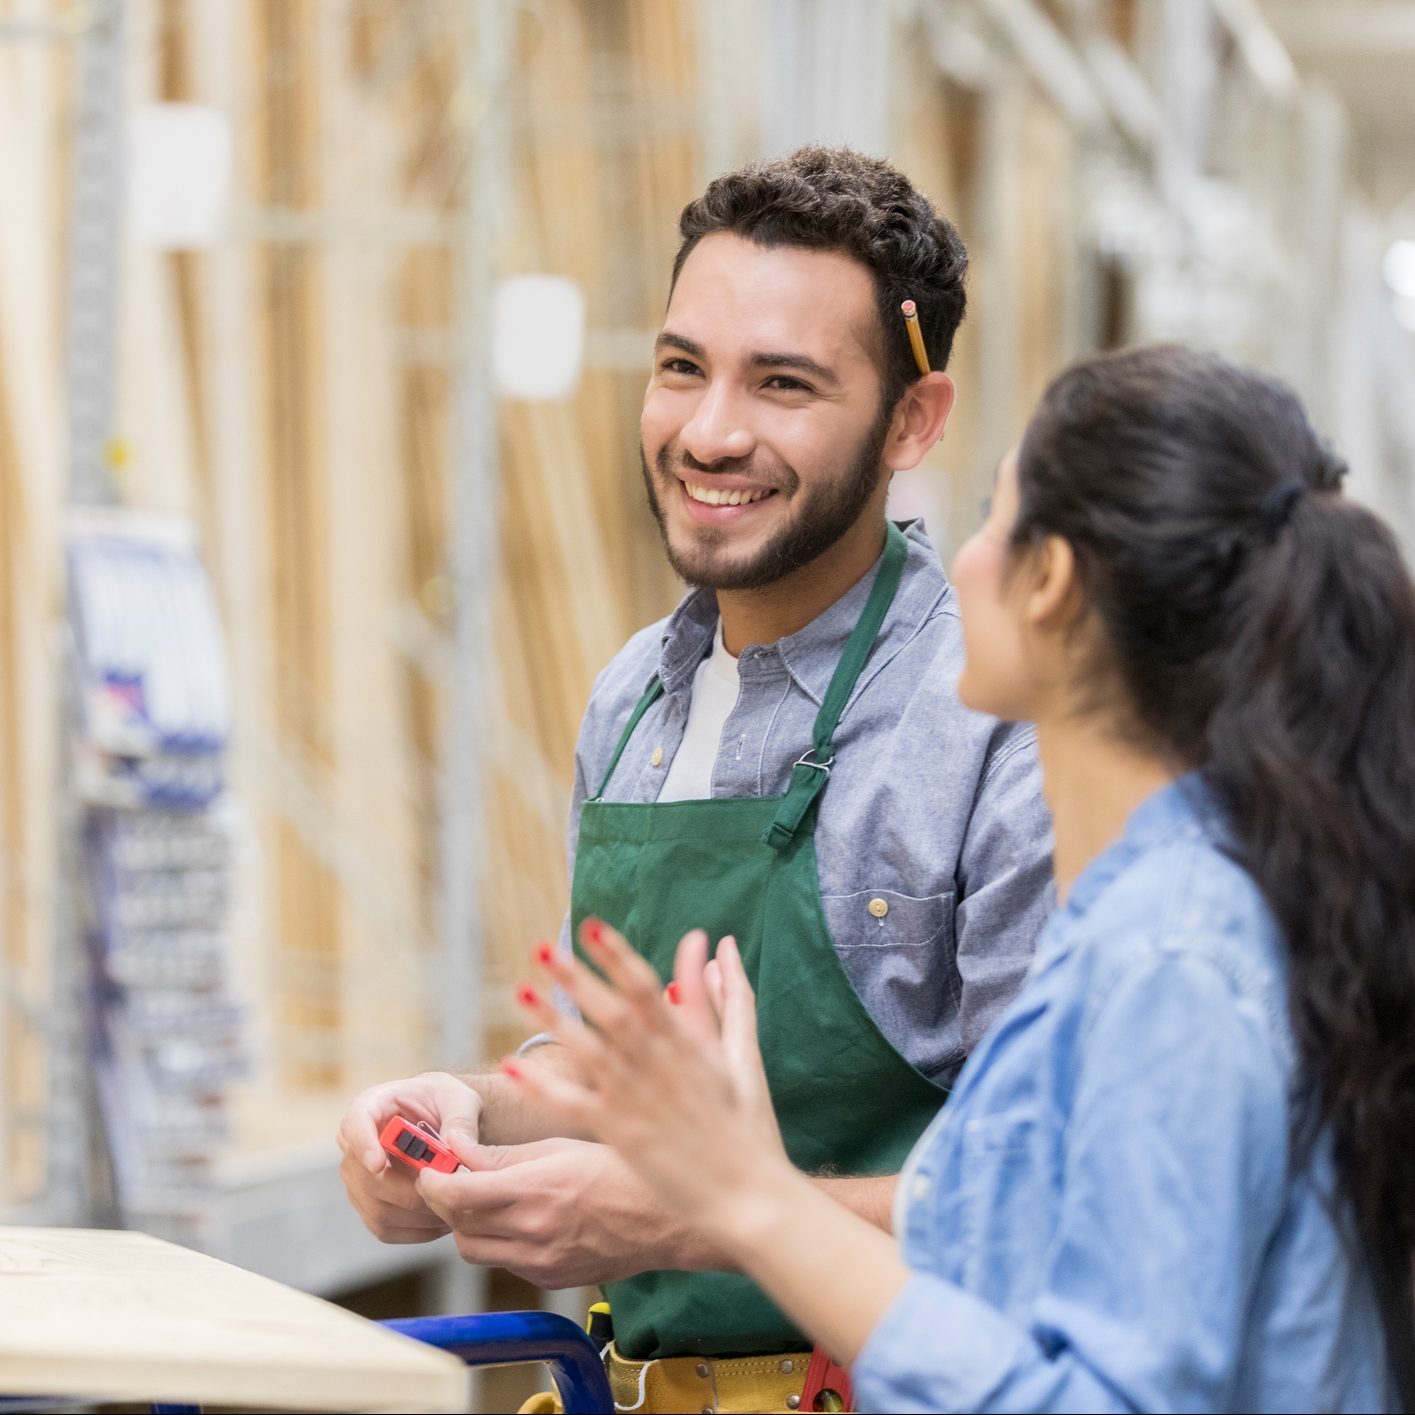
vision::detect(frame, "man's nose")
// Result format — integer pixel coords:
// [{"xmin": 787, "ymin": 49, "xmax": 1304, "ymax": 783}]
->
[{"xmin": 678, "ymin": 382, "xmax": 754, "ymax": 466}]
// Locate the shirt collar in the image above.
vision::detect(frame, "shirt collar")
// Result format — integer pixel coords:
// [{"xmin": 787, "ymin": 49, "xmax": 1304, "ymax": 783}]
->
[
  {"xmin": 655, "ymin": 520, "xmax": 950, "ymax": 703},
  {"xmin": 657, "ymin": 588, "xmax": 718, "ymax": 694}
]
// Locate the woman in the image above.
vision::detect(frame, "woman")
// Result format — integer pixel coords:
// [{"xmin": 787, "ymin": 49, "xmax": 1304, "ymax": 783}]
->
[{"xmin": 509, "ymin": 346, "xmax": 1415, "ymax": 1412}]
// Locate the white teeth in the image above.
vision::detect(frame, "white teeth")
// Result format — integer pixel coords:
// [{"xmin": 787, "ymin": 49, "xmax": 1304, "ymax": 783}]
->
[{"xmin": 685, "ymin": 482, "xmax": 772, "ymax": 507}]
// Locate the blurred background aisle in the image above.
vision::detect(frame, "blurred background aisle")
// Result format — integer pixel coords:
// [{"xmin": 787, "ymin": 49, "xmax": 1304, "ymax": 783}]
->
[{"xmin": 0, "ymin": 0, "xmax": 1411, "ymax": 1349}]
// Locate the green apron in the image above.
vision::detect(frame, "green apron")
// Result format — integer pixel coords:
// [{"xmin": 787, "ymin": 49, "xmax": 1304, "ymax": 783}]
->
[{"xmin": 572, "ymin": 523, "xmax": 948, "ymax": 1360}]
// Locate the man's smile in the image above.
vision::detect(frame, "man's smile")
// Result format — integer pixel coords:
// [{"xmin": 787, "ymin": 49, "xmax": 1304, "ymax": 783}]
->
[
  {"xmin": 682, "ymin": 482, "xmax": 775, "ymax": 507},
  {"xmin": 676, "ymin": 478, "xmax": 781, "ymax": 525}
]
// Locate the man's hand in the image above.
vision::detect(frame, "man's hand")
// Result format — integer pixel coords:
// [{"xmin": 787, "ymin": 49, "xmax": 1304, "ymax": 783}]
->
[
  {"xmin": 415, "ymin": 1135, "xmax": 725, "ymax": 1289},
  {"xmin": 336, "ymin": 1072, "xmax": 484, "ymax": 1243}
]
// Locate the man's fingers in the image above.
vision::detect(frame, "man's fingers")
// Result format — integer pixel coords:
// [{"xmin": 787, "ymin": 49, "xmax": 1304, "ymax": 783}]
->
[
  {"xmin": 339, "ymin": 1150, "xmax": 429, "ymax": 1210},
  {"xmin": 337, "ymin": 1095, "xmax": 392, "ymax": 1175},
  {"xmin": 341, "ymin": 1157, "xmax": 451, "ymax": 1241},
  {"xmin": 437, "ymin": 1117, "xmax": 483, "ymax": 1165},
  {"xmin": 367, "ymin": 1222, "xmax": 453, "ymax": 1245},
  {"xmin": 414, "ymin": 1151, "xmax": 556, "ymax": 1213},
  {"xmin": 357, "ymin": 1192, "xmax": 451, "ymax": 1232},
  {"xmin": 452, "ymin": 1136, "xmax": 572, "ymax": 1171},
  {"xmin": 437, "ymin": 1126, "xmax": 550, "ymax": 1174},
  {"xmin": 415, "ymin": 1169, "xmax": 535, "ymax": 1236},
  {"xmin": 360, "ymin": 1144, "xmax": 390, "ymax": 1176},
  {"xmin": 337, "ymin": 1074, "xmax": 481, "ymax": 1175}
]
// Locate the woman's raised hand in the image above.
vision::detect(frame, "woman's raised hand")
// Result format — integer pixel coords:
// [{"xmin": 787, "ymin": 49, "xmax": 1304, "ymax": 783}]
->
[{"xmin": 509, "ymin": 920, "xmax": 789, "ymax": 1236}]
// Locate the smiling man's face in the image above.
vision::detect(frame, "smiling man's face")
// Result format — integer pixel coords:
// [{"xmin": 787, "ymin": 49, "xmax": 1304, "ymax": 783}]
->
[{"xmin": 640, "ymin": 232, "xmax": 894, "ymax": 590}]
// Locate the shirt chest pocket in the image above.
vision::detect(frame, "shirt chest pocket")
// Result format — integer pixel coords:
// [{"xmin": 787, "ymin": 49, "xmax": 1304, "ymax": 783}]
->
[{"xmin": 821, "ymin": 887, "xmax": 956, "ymax": 955}]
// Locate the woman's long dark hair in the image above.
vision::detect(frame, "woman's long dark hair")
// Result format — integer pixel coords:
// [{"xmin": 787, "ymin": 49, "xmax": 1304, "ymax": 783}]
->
[{"xmin": 1013, "ymin": 345, "xmax": 1415, "ymax": 1305}]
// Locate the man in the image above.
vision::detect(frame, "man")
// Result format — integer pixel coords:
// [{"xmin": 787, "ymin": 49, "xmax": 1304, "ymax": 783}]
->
[{"xmin": 338, "ymin": 146, "xmax": 1053, "ymax": 1412}]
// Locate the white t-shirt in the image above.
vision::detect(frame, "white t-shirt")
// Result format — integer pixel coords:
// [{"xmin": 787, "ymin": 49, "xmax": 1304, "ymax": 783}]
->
[{"xmin": 657, "ymin": 620, "xmax": 740, "ymax": 802}]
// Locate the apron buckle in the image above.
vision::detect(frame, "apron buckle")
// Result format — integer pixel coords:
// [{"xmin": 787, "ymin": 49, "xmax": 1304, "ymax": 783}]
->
[{"xmin": 763, "ymin": 752, "xmax": 836, "ymax": 851}]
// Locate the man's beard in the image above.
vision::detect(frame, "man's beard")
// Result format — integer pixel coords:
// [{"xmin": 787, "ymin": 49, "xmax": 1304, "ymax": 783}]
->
[{"xmin": 640, "ymin": 401, "xmax": 893, "ymax": 591}]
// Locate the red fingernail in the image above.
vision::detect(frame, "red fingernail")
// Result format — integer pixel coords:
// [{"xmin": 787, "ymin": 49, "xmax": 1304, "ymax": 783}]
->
[
  {"xmin": 534, "ymin": 941, "xmax": 554, "ymax": 967},
  {"xmin": 516, "ymin": 984, "xmax": 539, "ymax": 1009},
  {"xmin": 500, "ymin": 1059, "xmax": 523, "ymax": 1080},
  {"xmin": 583, "ymin": 919, "xmax": 605, "ymax": 948},
  {"xmin": 666, "ymin": 981, "xmax": 682, "ymax": 1005}
]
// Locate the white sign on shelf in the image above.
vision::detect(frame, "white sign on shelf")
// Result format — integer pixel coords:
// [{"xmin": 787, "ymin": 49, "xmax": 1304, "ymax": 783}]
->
[
  {"xmin": 128, "ymin": 104, "xmax": 233, "ymax": 250},
  {"xmin": 492, "ymin": 275, "xmax": 586, "ymax": 401}
]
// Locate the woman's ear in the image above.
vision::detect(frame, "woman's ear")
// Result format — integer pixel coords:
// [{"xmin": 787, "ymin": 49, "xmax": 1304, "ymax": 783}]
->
[
  {"xmin": 885, "ymin": 372, "xmax": 955, "ymax": 471},
  {"xmin": 1025, "ymin": 535, "xmax": 1082, "ymax": 630}
]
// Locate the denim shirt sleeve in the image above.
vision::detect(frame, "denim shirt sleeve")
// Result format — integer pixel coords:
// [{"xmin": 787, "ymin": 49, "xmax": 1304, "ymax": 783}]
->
[
  {"xmin": 954, "ymin": 726, "xmax": 1055, "ymax": 1056},
  {"xmin": 854, "ymin": 947, "xmax": 1290, "ymax": 1413}
]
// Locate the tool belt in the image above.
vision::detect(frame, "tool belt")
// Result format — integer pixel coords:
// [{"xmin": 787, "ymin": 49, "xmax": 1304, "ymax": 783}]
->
[
  {"xmin": 516, "ymin": 1342, "xmax": 852, "ymax": 1414},
  {"xmin": 516, "ymin": 1305, "xmax": 853, "ymax": 1414},
  {"xmin": 608, "ymin": 1343, "xmax": 807, "ymax": 1413}
]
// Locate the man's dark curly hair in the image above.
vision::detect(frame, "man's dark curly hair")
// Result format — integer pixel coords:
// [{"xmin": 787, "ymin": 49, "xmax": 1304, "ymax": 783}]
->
[{"xmin": 671, "ymin": 146, "xmax": 968, "ymax": 413}]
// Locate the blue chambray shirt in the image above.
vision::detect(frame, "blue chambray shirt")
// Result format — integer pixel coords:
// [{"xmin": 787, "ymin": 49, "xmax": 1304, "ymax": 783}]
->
[
  {"xmin": 855, "ymin": 776, "xmax": 1393, "ymax": 1413},
  {"xmin": 556, "ymin": 520, "xmax": 1055, "ymax": 1082}
]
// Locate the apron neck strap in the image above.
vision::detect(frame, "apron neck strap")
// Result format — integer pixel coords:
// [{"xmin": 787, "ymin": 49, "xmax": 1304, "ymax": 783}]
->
[
  {"xmin": 763, "ymin": 523, "xmax": 909, "ymax": 851},
  {"xmin": 591, "ymin": 523, "xmax": 910, "ymax": 822},
  {"xmin": 593, "ymin": 676, "xmax": 665, "ymax": 801}
]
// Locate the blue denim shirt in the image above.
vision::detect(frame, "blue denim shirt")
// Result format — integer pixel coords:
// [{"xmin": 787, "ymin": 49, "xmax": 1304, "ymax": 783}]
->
[
  {"xmin": 855, "ymin": 777, "xmax": 1392, "ymax": 1413},
  {"xmin": 558, "ymin": 521, "xmax": 1054, "ymax": 1081}
]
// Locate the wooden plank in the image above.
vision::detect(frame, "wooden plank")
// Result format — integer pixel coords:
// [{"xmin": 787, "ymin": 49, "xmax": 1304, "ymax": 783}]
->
[
  {"xmin": 180, "ymin": 0, "xmax": 283, "ymax": 1098},
  {"xmin": 317, "ymin": 0, "xmax": 431, "ymax": 1087},
  {"xmin": 251, "ymin": 0, "xmax": 343, "ymax": 1091},
  {"xmin": 0, "ymin": 1226, "xmax": 468, "ymax": 1411}
]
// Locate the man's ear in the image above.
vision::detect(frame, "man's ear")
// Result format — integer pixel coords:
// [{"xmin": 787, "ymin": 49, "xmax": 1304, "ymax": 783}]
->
[
  {"xmin": 885, "ymin": 372, "xmax": 956, "ymax": 471},
  {"xmin": 1025, "ymin": 535, "xmax": 1083, "ymax": 630}
]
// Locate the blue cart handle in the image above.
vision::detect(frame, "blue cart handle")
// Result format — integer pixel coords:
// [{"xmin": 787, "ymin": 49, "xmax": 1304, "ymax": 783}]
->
[{"xmin": 384, "ymin": 1310, "xmax": 614, "ymax": 1413}]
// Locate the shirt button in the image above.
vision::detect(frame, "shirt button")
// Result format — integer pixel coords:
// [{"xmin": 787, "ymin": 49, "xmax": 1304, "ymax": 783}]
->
[
  {"xmin": 912, "ymin": 1174, "xmax": 931, "ymax": 1200},
  {"xmin": 868, "ymin": 897, "xmax": 889, "ymax": 919},
  {"xmin": 651, "ymin": 747, "xmax": 664, "ymax": 768}
]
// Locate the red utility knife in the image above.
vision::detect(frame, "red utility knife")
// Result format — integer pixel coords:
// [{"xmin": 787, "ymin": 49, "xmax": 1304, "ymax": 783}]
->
[{"xmin": 380, "ymin": 1116, "xmax": 461, "ymax": 1173}]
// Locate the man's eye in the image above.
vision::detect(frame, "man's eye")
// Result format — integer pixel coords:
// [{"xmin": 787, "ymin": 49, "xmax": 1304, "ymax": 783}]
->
[
  {"xmin": 660, "ymin": 358, "xmax": 700, "ymax": 376},
  {"xmin": 764, "ymin": 375, "xmax": 810, "ymax": 393}
]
